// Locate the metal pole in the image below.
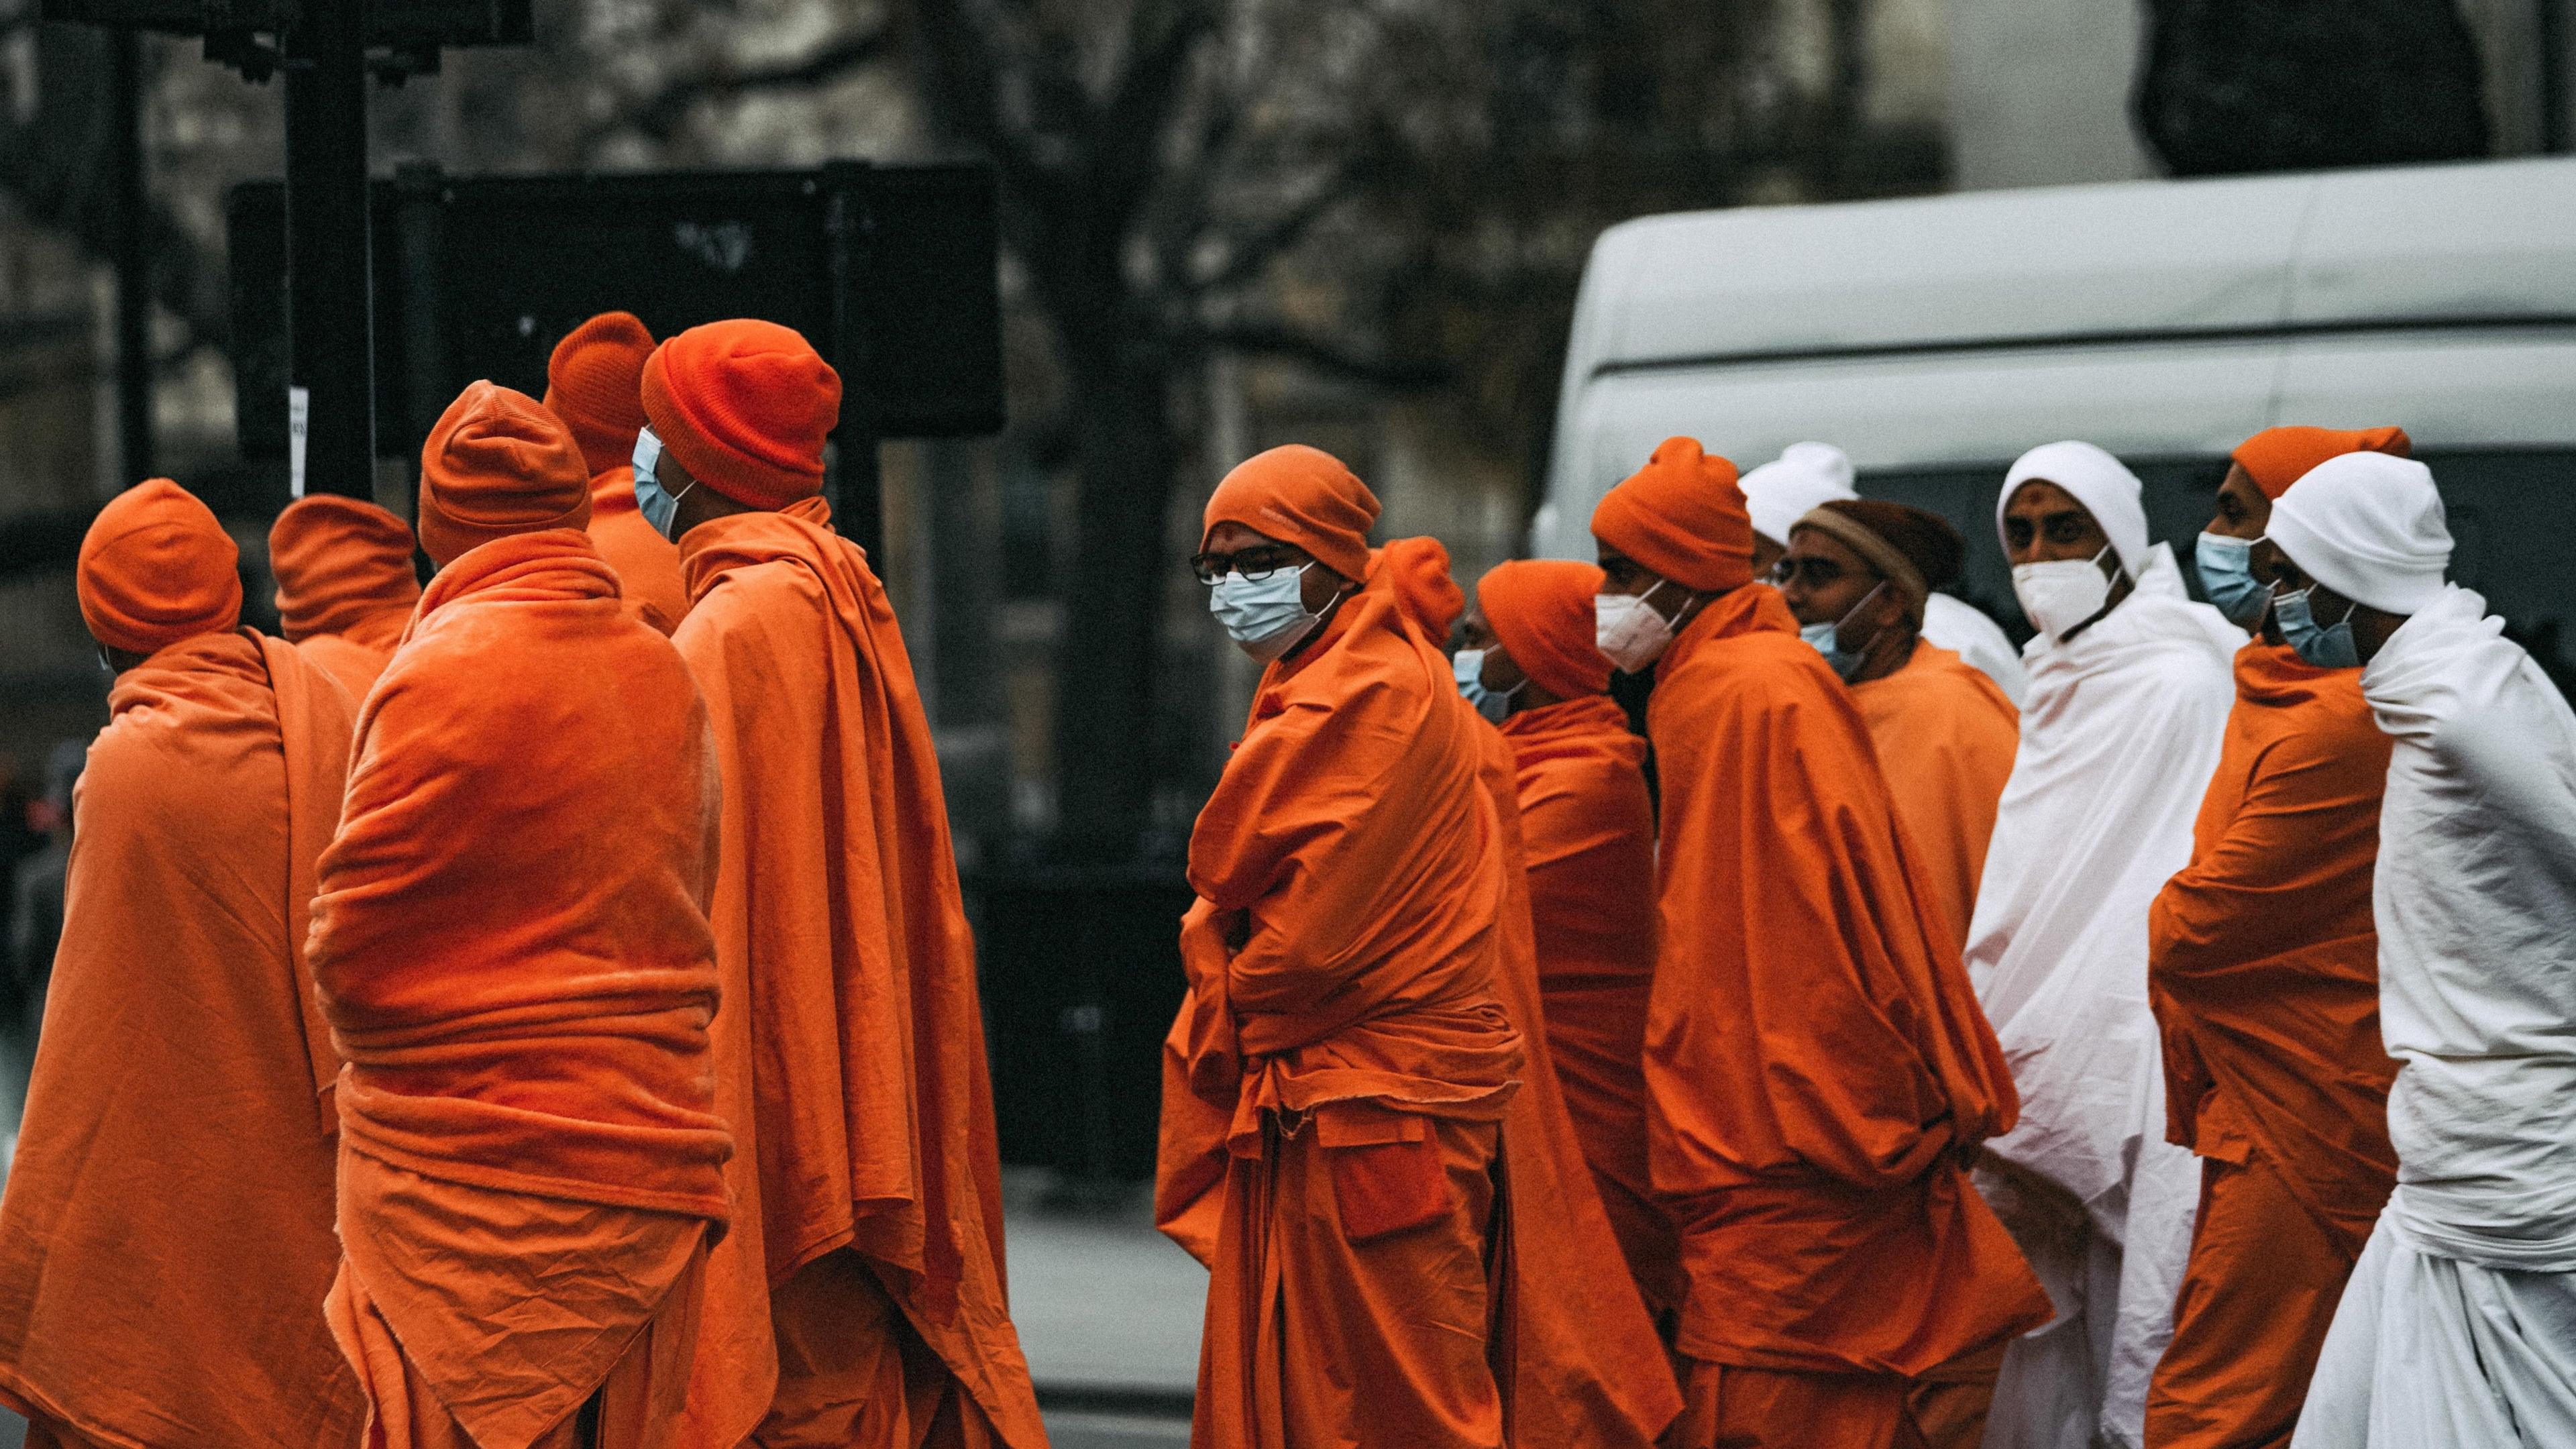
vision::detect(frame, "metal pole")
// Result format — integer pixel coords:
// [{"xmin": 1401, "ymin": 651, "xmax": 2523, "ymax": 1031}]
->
[
  {"xmin": 282, "ymin": 0, "xmax": 375, "ymax": 500},
  {"xmin": 2542, "ymin": 0, "xmax": 2571, "ymax": 154},
  {"xmin": 109, "ymin": 30, "xmax": 154, "ymax": 484},
  {"xmin": 825, "ymin": 160, "xmax": 883, "ymax": 561}
]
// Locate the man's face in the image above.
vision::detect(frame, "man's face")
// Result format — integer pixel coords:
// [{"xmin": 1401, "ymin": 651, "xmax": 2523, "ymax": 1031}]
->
[
  {"xmin": 1774, "ymin": 528, "xmax": 1882, "ymax": 631},
  {"xmin": 1595, "ymin": 546, "xmax": 1661, "ymax": 600},
  {"xmin": 1750, "ymin": 531, "xmax": 1787, "ymax": 582},
  {"xmin": 1452, "ymin": 600, "xmax": 1527, "ymax": 694},
  {"xmin": 2206, "ymin": 462, "xmax": 2271, "ymax": 548},
  {"xmin": 1197, "ymin": 521, "xmax": 1345, "ymax": 613},
  {"xmin": 2002, "ymin": 480, "xmax": 2114, "ymax": 570}
]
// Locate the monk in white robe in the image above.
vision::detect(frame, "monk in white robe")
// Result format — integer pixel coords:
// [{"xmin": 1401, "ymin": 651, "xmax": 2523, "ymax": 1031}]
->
[
  {"xmin": 2273, "ymin": 454, "xmax": 2576, "ymax": 1449},
  {"xmin": 1967, "ymin": 441, "xmax": 2240, "ymax": 1449}
]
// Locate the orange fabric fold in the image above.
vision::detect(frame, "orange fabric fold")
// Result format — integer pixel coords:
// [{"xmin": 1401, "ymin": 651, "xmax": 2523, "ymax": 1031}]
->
[
  {"xmin": 2143, "ymin": 642, "xmax": 2396, "ymax": 1444},
  {"xmin": 590, "ymin": 465, "xmax": 690, "ymax": 634},
  {"xmin": 669, "ymin": 496, "xmax": 1045, "ymax": 1449},
  {"xmin": 309, "ymin": 528, "xmax": 731, "ymax": 1449},
  {"xmin": 2229, "ymin": 426, "xmax": 2410, "ymax": 500},
  {"xmin": 1849, "ymin": 643, "xmax": 2020, "ymax": 947},
  {"xmin": 270, "ymin": 494, "xmax": 421, "ymax": 699},
  {"xmin": 1497, "ymin": 694, "xmax": 1674, "ymax": 1313},
  {"xmin": 0, "ymin": 629, "xmax": 361, "ymax": 1448},
  {"xmin": 1644, "ymin": 585, "xmax": 2047, "ymax": 1385}
]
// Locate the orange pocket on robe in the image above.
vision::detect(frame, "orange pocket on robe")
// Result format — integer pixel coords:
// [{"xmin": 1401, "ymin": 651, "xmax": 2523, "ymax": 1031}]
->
[{"xmin": 1318, "ymin": 1109, "xmax": 1449, "ymax": 1244}]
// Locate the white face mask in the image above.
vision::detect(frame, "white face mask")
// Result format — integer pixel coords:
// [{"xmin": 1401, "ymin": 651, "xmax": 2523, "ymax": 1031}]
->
[
  {"xmin": 2012, "ymin": 544, "xmax": 2119, "ymax": 641},
  {"xmin": 1210, "ymin": 563, "xmax": 1326, "ymax": 663},
  {"xmin": 1596, "ymin": 580, "xmax": 1679, "ymax": 674}
]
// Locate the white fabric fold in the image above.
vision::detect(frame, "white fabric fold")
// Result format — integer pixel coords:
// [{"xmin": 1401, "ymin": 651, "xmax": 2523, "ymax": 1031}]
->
[
  {"xmin": 1923, "ymin": 594, "xmax": 2030, "ymax": 706},
  {"xmin": 1966, "ymin": 543, "xmax": 2242, "ymax": 1449}
]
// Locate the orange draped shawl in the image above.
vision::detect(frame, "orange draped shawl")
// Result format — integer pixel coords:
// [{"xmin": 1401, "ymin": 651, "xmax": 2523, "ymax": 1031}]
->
[
  {"xmin": 590, "ymin": 465, "xmax": 690, "ymax": 634},
  {"xmin": 0, "ymin": 630, "xmax": 360, "ymax": 1448},
  {"xmin": 1848, "ymin": 642, "xmax": 2020, "ymax": 947},
  {"xmin": 309, "ymin": 530, "xmax": 732, "ymax": 1449},
  {"xmin": 1644, "ymin": 585, "xmax": 2046, "ymax": 1377},
  {"xmin": 669, "ymin": 496, "xmax": 1044, "ymax": 1448},
  {"xmin": 2148, "ymin": 641, "xmax": 2397, "ymax": 1250},
  {"xmin": 1497, "ymin": 694, "xmax": 1672, "ymax": 1312}
]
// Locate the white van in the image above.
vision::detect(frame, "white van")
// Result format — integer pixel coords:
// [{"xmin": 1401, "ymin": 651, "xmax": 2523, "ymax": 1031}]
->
[{"xmin": 1534, "ymin": 156, "xmax": 2576, "ymax": 672}]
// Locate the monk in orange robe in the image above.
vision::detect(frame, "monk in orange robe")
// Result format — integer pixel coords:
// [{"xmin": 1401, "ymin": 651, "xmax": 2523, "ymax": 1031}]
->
[
  {"xmin": 269, "ymin": 492, "xmax": 422, "ymax": 699},
  {"xmin": 1774, "ymin": 500, "xmax": 2017, "ymax": 946},
  {"xmin": 547, "ymin": 310, "xmax": 690, "ymax": 633},
  {"xmin": 0, "ymin": 479, "xmax": 362, "ymax": 1449},
  {"xmin": 311, "ymin": 381, "xmax": 733, "ymax": 1449},
  {"xmin": 1592, "ymin": 437, "xmax": 2049, "ymax": 1449},
  {"xmin": 1378, "ymin": 537, "xmax": 1683, "ymax": 1415},
  {"xmin": 2141, "ymin": 425, "xmax": 2408, "ymax": 1449},
  {"xmin": 1161, "ymin": 449, "xmax": 1676, "ymax": 1449},
  {"xmin": 1453, "ymin": 557, "xmax": 1672, "ymax": 1320},
  {"xmin": 641, "ymin": 319, "xmax": 1047, "ymax": 1448}
]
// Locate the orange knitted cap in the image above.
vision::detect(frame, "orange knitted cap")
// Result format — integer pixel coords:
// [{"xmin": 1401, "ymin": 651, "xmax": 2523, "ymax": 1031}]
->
[
  {"xmin": 78, "ymin": 478, "xmax": 243, "ymax": 655},
  {"xmin": 2231, "ymin": 425, "xmax": 2412, "ymax": 500},
  {"xmin": 1201, "ymin": 445, "xmax": 1381, "ymax": 583},
  {"xmin": 1588, "ymin": 437, "xmax": 1752, "ymax": 594},
  {"xmin": 543, "ymin": 311, "xmax": 657, "ymax": 478},
  {"xmin": 417, "ymin": 380, "xmax": 594, "ymax": 567},
  {"xmin": 1478, "ymin": 559, "xmax": 1611, "ymax": 699},
  {"xmin": 639, "ymin": 319, "xmax": 842, "ymax": 511},
  {"xmin": 269, "ymin": 494, "xmax": 420, "ymax": 641}
]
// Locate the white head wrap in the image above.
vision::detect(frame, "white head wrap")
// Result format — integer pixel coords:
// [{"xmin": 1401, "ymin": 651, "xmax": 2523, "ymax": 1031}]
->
[
  {"xmin": 1741, "ymin": 442, "xmax": 1858, "ymax": 547},
  {"xmin": 2269, "ymin": 451, "xmax": 2452, "ymax": 614},
  {"xmin": 1998, "ymin": 441, "xmax": 2150, "ymax": 576}
]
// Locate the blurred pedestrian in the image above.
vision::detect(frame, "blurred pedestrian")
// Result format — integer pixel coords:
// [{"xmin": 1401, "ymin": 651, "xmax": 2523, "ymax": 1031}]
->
[
  {"xmin": 1775, "ymin": 500, "xmax": 2017, "ymax": 950},
  {"xmin": 643, "ymin": 319, "xmax": 1048, "ymax": 1448},
  {"xmin": 312, "ymin": 383, "xmax": 731, "ymax": 1449},
  {"xmin": 1456, "ymin": 557, "xmax": 1674, "ymax": 1320},
  {"xmin": 1377, "ymin": 537, "xmax": 1681, "ymax": 1444},
  {"xmin": 1160, "ymin": 447, "xmax": 1533, "ymax": 1449},
  {"xmin": 1968, "ymin": 441, "xmax": 2241, "ymax": 1449},
  {"xmin": 2142, "ymin": 427, "xmax": 2411, "ymax": 1448},
  {"xmin": 269, "ymin": 492, "xmax": 421, "ymax": 700},
  {"xmin": 0, "ymin": 479, "xmax": 362, "ymax": 1448},
  {"xmin": 2273, "ymin": 455, "xmax": 2576, "ymax": 1449},
  {"xmin": 1593, "ymin": 437, "xmax": 2045, "ymax": 1449},
  {"xmin": 1741, "ymin": 441, "xmax": 2029, "ymax": 704},
  {"xmin": 547, "ymin": 310, "xmax": 691, "ymax": 634},
  {"xmin": 6, "ymin": 742, "xmax": 84, "ymax": 1035}
]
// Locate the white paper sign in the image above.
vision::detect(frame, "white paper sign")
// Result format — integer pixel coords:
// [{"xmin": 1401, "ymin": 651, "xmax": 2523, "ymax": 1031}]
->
[{"xmin": 288, "ymin": 385, "xmax": 311, "ymax": 499}]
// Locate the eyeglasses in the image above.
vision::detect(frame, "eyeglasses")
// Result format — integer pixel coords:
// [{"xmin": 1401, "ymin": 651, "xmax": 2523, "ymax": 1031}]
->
[
  {"xmin": 1190, "ymin": 545, "xmax": 1308, "ymax": 585},
  {"xmin": 1770, "ymin": 555, "xmax": 1877, "ymax": 590}
]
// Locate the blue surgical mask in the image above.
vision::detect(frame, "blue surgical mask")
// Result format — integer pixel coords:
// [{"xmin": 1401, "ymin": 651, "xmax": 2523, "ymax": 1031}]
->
[
  {"xmin": 2195, "ymin": 531, "xmax": 2269, "ymax": 629},
  {"xmin": 1452, "ymin": 647, "xmax": 1523, "ymax": 724},
  {"xmin": 632, "ymin": 426, "xmax": 694, "ymax": 541},
  {"xmin": 1799, "ymin": 581, "xmax": 1887, "ymax": 683},
  {"xmin": 1210, "ymin": 562, "xmax": 1325, "ymax": 663},
  {"xmin": 2273, "ymin": 582, "xmax": 2360, "ymax": 669}
]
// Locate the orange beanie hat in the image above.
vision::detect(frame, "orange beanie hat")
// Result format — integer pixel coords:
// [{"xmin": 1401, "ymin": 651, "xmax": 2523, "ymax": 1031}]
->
[
  {"xmin": 543, "ymin": 311, "xmax": 657, "ymax": 478},
  {"xmin": 1477, "ymin": 559, "xmax": 1611, "ymax": 699},
  {"xmin": 639, "ymin": 319, "xmax": 842, "ymax": 511},
  {"xmin": 1588, "ymin": 436, "xmax": 1752, "ymax": 594},
  {"xmin": 1201, "ymin": 445, "xmax": 1380, "ymax": 583},
  {"xmin": 269, "ymin": 494, "xmax": 419, "ymax": 642},
  {"xmin": 416, "ymin": 380, "xmax": 594, "ymax": 567},
  {"xmin": 78, "ymin": 478, "xmax": 243, "ymax": 655},
  {"xmin": 2232, "ymin": 425, "xmax": 2411, "ymax": 500},
  {"xmin": 1377, "ymin": 536, "xmax": 1464, "ymax": 640}
]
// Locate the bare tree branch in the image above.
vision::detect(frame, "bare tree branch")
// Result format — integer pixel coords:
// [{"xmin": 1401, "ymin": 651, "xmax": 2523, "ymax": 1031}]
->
[
  {"xmin": 1181, "ymin": 319, "xmax": 1452, "ymax": 390},
  {"xmin": 608, "ymin": 25, "xmax": 898, "ymax": 144}
]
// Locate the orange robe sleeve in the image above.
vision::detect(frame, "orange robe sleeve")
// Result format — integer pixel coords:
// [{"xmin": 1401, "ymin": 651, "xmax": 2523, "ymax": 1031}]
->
[
  {"xmin": 1849, "ymin": 643, "xmax": 2020, "ymax": 947},
  {"xmin": 296, "ymin": 610, "xmax": 411, "ymax": 702},
  {"xmin": 0, "ymin": 631, "xmax": 362, "ymax": 1449},
  {"xmin": 590, "ymin": 466, "xmax": 690, "ymax": 633},
  {"xmin": 2147, "ymin": 643, "xmax": 2397, "ymax": 1248},
  {"xmin": 669, "ymin": 496, "xmax": 1046, "ymax": 1449},
  {"xmin": 1500, "ymin": 695, "xmax": 1674, "ymax": 1311},
  {"xmin": 1645, "ymin": 586, "xmax": 2048, "ymax": 1378},
  {"xmin": 309, "ymin": 530, "xmax": 732, "ymax": 1449}
]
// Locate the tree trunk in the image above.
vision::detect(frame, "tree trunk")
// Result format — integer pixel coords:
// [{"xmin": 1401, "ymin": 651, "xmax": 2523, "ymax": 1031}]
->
[{"xmin": 1049, "ymin": 339, "xmax": 1181, "ymax": 861}]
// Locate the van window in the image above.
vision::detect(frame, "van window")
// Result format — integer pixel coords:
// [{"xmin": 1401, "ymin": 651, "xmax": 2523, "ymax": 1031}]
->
[{"xmin": 1862, "ymin": 450, "xmax": 2576, "ymax": 696}]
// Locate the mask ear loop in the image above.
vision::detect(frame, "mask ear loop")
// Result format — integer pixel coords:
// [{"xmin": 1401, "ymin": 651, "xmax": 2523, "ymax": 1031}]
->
[{"xmin": 1835, "ymin": 579, "xmax": 1892, "ymax": 658}]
